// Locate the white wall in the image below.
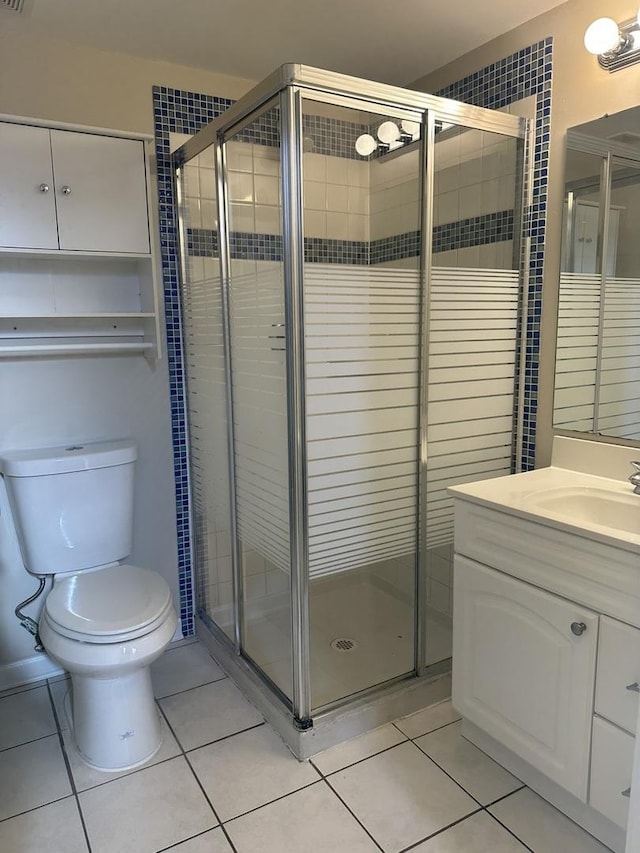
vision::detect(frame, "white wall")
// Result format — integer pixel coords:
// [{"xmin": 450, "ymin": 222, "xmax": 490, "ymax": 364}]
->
[{"xmin": 0, "ymin": 29, "xmax": 255, "ymax": 688}]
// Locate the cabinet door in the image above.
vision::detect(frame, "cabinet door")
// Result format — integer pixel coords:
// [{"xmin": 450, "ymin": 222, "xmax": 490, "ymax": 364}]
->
[
  {"xmin": 590, "ymin": 715, "xmax": 634, "ymax": 829},
  {"xmin": 452, "ymin": 555, "xmax": 598, "ymax": 800},
  {"xmin": 595, "ymin": 615, "xmax": 640, "ymax": 735},
  {"xmin": 0, "ymin": 123, "xmax": 58, "ymax": 249},
  {"xmin": 50, "ymin": 130, "xmax": 150, "ymax": 253}
]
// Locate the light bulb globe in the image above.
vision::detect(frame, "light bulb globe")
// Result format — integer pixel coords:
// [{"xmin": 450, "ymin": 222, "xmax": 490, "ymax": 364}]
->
[
  {"xmin": 377, "ymin": 121, "xmax": 400, "ymax": 144},
  {"xmin": 584, "ymin": 17, "xmax": 621, "ymax": 55},
  {"xmin": 355, "ymin": 134, "xmax": 376, "ymax": 156}
]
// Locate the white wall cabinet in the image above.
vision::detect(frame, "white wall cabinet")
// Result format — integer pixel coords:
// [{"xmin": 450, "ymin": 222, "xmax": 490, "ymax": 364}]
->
[
  {"xmin": 453, "ymin": 555, "xmax": 598, "ymax": 799},
  {"xmin": 0, "ymin": 116, "xmax": 161, "ymax": 358}
]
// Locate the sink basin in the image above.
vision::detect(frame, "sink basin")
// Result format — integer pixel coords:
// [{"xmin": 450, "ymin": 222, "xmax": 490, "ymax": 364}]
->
[{"xmin": 528, "ymin": 487, "xmax": 640, "ymax": 537}]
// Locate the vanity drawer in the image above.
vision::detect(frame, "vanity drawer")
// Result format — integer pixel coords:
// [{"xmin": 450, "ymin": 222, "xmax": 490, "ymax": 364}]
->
[
  {"xmin": 590, "ymin": 716, "xmax": 634, "ymax": 830},
  {"xmin": 595, "ymin": 615, "xmax": 640, "ymax": 734}
]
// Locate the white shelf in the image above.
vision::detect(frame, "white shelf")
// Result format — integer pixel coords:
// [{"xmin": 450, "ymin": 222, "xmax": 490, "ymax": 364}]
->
[
  {"xmin": 0, "ymin": 247, "xmax": 152, "ymax": 261},
  {"xmin": 0, "ymin": 341, "xmax": 155, "ymax": 357}
]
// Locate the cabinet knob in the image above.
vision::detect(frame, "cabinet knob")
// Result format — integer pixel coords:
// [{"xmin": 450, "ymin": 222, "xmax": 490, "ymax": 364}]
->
[
  {"xmin": 39, "ymin": 183, "xmax": 49, "ymax": 193},
  {"xmin": 626, "ymin": 682, "xmax": 640, "ymax": 693},
  {"xmin": 570, "ymin": 622, "xmax": 587, "ymax": 636},
  {"xmin": 622, "ymin": 787, "xmax": 631, "ymax": 798},
  {"xmin": 61, "ymin": 185, "xmax": 72, "ymax": 196}
]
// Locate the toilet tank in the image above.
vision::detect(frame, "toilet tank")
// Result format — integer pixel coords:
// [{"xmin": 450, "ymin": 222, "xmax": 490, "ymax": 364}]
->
[{"xmin": 0, "ymin": 440, "xmax": 137, "ymax": 576}]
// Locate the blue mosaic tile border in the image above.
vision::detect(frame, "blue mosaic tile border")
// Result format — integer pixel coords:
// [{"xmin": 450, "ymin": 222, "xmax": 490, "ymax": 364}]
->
[
  {"xmin": 437, "ymin": 37, "xmax": 553, "ymax": 472},
  {"xmin": 153, "ymin": 86, "xmax": 233, "ymax": 636},
  {"xmin": 188, "ymin": 217, "xmax": 512, "ymax": 266}
]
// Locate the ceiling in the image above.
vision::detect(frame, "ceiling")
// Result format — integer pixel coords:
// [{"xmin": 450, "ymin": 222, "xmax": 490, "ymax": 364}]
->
[{"xmin": 3, "ymin": 0, "xmax": 567, "ymax": 87}]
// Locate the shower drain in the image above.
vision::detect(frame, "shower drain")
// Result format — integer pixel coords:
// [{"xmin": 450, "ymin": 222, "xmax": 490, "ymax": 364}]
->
[{"xmin": 330, "ymin": 637, "xmax": 358, "ymax": 652}]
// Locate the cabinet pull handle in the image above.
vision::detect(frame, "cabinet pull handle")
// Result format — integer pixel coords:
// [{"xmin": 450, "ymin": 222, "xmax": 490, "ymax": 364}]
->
[
  {"xmin": 626, "ymin": 682, "xmax": 640, "ymax": 693},
  {"xmin": 622, "ymin": 787, "xmax": 631, "ymax": 798},
  {"xmin": 39, "ymin": 183, "xmax": 49, "ymax": 193},
  {"xmin": 61, "ymin": 185, "xmax": 72, "ymax": 196},
  {"xmin": 570, "ymin": 622, "xmax": 587, "ymax": 636}
]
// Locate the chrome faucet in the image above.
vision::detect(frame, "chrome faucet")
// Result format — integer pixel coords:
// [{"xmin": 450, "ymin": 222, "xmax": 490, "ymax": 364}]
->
[{"xmin": 630, "ymin": 461, "xmax": 640, "ymax": 495}]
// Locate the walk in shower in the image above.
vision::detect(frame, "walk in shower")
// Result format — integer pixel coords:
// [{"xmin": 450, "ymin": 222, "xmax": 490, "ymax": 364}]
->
[{"xmin": 174, "ymin": 65, "xmax": 529, "ymax": 755}]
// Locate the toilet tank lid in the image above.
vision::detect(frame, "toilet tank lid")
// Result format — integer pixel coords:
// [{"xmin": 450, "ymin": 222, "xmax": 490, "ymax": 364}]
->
[{"xmin": 0, "ymin": 440, "xmax": 137, "ymax": 477}]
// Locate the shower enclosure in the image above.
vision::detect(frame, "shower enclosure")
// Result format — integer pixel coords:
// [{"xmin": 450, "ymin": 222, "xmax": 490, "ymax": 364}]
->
[{"xmin": 174, "ymin": 65, "xmax": 529, "ymax": 756}]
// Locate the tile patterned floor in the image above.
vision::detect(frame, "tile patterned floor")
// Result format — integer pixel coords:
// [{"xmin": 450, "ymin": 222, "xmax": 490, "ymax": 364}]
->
[{"xmin": 0, "ymin": 641, "xmax": 613, "ymax": 852}]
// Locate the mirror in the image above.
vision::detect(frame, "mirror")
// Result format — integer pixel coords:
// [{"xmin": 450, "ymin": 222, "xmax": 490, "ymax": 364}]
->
[{"xmin": 554, "ymin": 106, "xmax": 640, "ymax": 441}]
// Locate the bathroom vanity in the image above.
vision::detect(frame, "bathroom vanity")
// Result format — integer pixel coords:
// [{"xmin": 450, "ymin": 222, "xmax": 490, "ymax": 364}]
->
[{"xmin": 450, "ymin": 438, "xmax": 640, "ymax": 853}]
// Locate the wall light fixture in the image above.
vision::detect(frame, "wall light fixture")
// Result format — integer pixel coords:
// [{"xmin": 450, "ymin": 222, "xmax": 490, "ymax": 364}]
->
[
  {"xmin": 355, "ymin": 120, "xmax": 420, "ymax": 157},
  {"xmin": 584, "ymin": 10, "xmax": 640, "ymax": 71}
]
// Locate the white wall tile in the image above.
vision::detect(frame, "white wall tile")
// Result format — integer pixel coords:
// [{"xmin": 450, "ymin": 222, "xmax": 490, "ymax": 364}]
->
[
  {"xmin": 326, "ymin": 184, "xmax": 348, "ymax": 213},
  {"xmin": 304, "ymin": 180, "xmax": 326, "ymax": 211}
]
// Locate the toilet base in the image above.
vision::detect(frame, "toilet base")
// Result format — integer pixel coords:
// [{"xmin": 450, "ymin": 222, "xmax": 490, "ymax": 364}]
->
[{"xmin": 65, "ymin": 667, "xmax": 163, "ymax": 772}]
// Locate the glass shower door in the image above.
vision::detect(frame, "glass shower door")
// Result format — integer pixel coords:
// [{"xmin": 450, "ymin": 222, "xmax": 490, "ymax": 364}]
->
[
  {"xmin": 300, "ymin": 97, "xmax": 423, "ymax": 710},
  {"xmin": 223, "ymin": 102, "xmax": 294, "ymax": 702}
]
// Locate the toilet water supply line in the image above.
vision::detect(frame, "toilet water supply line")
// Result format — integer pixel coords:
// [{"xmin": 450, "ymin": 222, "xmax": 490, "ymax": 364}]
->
[{"xmin": 15, "ymin": 578, "xmax": 46, "ymax": 652}]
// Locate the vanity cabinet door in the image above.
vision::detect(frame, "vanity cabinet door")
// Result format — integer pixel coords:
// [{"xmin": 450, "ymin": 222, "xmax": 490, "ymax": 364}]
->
[
  {"xmin": 0, "ymin": 122, "xmax": 58, "ymax": 249},
  {"xmin": 452, "ymin": 555, "xmax": 598, "ymax": 800},
  {"xmin": 50, "ymin": 130, "xmax": 150, "ymax": 254}
]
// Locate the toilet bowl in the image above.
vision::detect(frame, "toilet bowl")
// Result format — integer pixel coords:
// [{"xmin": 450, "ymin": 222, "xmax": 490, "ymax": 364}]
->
[
  {"xmin": 0, "ymin": 440, "xmax": 178, "ymax": 772},
  {"xmin": 40, "ymin": 563, "xmax": 177, "ymax": 771}
]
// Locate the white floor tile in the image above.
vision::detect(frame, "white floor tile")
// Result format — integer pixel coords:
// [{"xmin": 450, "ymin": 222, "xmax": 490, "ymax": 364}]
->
[
  {"xmin": 160, "ymin": 680, "xmax": 263, "ymax": 751},
  {"xmin": 79, "ymin": 756, "xmax": 216, "ymax": 853},
  {"xmin": 313, "ymin": 723, "xmax": 407, "ymax": 776},
  {"xmin": 161, "ymin": 827, "xmax": 234, "ymax": 852},
  {"xmin": 415, "ymin": 721, "xmax": 522, "ymax": 805},
  {"xmin": 410, "ymin": 811, "xmax": 528, "ymax": 851},
  {"xmin": 62, "ymin": 712, "xmax": 181, "ymax": 791},
  {"xmin": 0, "ymin": 685, "xmax": 57, "ymax": 751},
  {"xmin": 0, "ymin": 796, "xmax": 88, "ymax": 853},
  {"xmin": 327, "ymin": 741, "xmax": 478, "ymax": 852},
  {"xmin": 394, "ymin": 699, "xmax": 461, "ymax": 739},
  {"xmin": 0, "ymin": 735, "xmax": 72, "ymax": 821},
  {"xmin": 151, "ymin": 642, "xmax": 225, "ymax": 698},
  {"xmin": 489, "ymin": 788, "xmax": 613, "ymax": 852},
  {"xmin": 225, "ymin": 782, "xmax": 380, "ymax": 852},
  {"xmin": 189, "ymin": 724, "xmax": 319, "ymax": 820}
]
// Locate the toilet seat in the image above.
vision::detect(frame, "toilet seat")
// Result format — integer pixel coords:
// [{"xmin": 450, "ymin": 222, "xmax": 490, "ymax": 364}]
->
[{"xmin": 44, "ymin": 564, "xmax": 174, "ymax": 644}]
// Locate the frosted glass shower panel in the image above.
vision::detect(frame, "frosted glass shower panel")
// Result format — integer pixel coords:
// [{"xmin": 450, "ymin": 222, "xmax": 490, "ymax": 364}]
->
[
  {"xmin": 225, "ymin": 106, "xmax": 293, "ymax": 700},
  {"xmin": 424, "ymin": 124, "xmax": 521, "ymax": 664},
  {"xmin": 301, "ymin": 99, "xmax": 421, "ymax": 709},
  {"xmin": 177, "ymin": 145, "xmax": 235, "ymax": 640}
]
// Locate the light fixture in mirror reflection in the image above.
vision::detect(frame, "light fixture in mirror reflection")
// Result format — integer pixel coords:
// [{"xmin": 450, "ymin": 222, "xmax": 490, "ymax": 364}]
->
[{"xmin": 554, "ymin": 106, "xmax": 640, "ymax": 442}]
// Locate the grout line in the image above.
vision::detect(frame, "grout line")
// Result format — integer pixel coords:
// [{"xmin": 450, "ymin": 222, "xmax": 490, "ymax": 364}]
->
[
  {"xmin": 484, "ymin": 784, "xmax": 526, "ymax": 809},
  {"xmin": 155, "ymin": 826, "xmax": 227, "ymax": 852},
  {"xmin": 182, "ymin": 721, "xmax": 267, "ymax": 755},
  {"xmin": 0, "ymin": 680, "xmax": 51, "ymax": 700},
  {"xmin": 46, "ymin": 682, "xmax": 93, "ymax": 853},
  {"xmin": 391, "ymin": 714, "xmax": 461, "ymax": 740},
  {"xmin": 0, "ymin": 793, "xmax": 74, "ymax": 826},
  {"xmin": 311, "ymin": 739, "xmax": 409, "ymax": 778},
  {"xmin": 181, "ymin": 751, "xmax": 238, "ymax": 853},
  {"xmin": 215, "ymin": 779, "xmax": 323, "ymax": 826},
  {"xmin": 396, "ymin": 807, "xmax": 485, "ymax": 853},
  {"xmin": 321, "ymin": 777, "xmax": 386, "ymax": 853},
  {"xmin": 403, "ymin": 739, "xmax": 486, "ymax": 809},
  {"xmin": 155, "ymin": 673, "xmax": 227, "ymax": 700},
  {"xmin": 0, "ymin": 730, "xmax": 62, "ymax": 755},
  {"xmin": 156, "ymin": 698, "xmax": 238, "ymax": 852},
  {"xmin": 484, "ymin": 808, "xmax": 536, "ymax": 852}
]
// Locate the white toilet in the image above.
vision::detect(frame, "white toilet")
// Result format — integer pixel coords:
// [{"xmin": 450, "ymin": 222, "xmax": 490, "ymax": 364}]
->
[{"xmin": 0, "ymin": 439, "xmax": 178, "ymax": 772}]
